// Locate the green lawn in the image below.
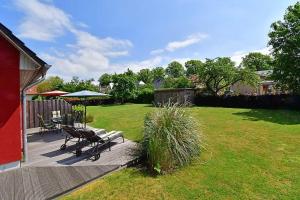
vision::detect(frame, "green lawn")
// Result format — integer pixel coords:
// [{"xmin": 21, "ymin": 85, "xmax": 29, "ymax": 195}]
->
[{"xmin": 62, "ymin": 104, "xmax": 300, "ymax": 200}]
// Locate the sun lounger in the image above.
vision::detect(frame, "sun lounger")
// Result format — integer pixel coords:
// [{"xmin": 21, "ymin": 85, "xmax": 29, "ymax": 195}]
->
[
  {"xmin": 75, "ymin": 129, "xmax": 124, "ymax": 161},
  {"xmin": 37, "ymin": 114, "xmax": 58, "ymax": 134},
  {"xmin": 60, "ymin": 126, "xmax": 84, "ymax": 150}
]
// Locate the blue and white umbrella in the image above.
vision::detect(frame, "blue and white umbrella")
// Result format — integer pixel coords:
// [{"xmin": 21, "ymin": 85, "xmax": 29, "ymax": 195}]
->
[{"xmin": 62, "ymin": 90, "xmax": 108, "ymax": 127}]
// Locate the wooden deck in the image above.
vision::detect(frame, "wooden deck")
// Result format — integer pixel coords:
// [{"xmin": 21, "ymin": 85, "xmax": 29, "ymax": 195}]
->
[
  {"xmin": 25, "ymin": 127, "xmax": 136, "ymax": 167},
  {"xmin": 0, "ymin": 165, "xmax": 119, "ymax": 200},
  {"xmin": 0, "ymin": 127, "xmax": 137, "ymax": 200}
]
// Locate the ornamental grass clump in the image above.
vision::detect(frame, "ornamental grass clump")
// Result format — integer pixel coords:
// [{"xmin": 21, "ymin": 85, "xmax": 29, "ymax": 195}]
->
[{"xmin": 140, "ymin": 103, "xmax": 202, "ymax": 174}]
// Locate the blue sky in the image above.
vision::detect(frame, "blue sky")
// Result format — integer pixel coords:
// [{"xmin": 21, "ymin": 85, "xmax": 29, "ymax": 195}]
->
[{"xmin": 0, "ymin": 0, "xmax": 297, "ymax": 80}]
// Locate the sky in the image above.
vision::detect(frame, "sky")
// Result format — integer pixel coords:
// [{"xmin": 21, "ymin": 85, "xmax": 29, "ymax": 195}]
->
[{"xmin": 0, "ymin": 0, "xmax": 298, "ymax": 81}]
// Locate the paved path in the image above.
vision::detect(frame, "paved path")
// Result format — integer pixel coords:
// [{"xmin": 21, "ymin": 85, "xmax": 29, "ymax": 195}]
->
[{"xmin": 0, "ymin": 165, "xmax": 119, "ymax": 200}]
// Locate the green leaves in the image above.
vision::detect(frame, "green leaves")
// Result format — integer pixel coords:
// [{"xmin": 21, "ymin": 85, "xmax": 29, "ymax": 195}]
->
[
  {"xmin": 241, "ymin": 52, "xmax": 273, "ymax": 71},
  {"xmin": 268, "ymin": 2, "xmax": 300, "ymax": 93},
  {"xmin": 166, "ymin": 61, "xmax": 185, "ymax": 78},
  {"xmin": 111, "ymin": 73, "xmax": 138, "ymax": 103},
  {"xmin": 196, "ymin": 57, "xmax": 259, "ymax": 95}
]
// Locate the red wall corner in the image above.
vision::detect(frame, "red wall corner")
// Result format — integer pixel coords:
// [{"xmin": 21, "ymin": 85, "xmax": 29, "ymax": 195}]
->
[{"xmin": 0, "ymin": 34, "xmax": 22, "ymax": 164}]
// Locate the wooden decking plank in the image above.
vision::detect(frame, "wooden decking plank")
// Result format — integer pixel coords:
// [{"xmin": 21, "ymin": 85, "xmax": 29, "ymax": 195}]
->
[
  {"xmin": 21, "ymin": 168, "xmax": 36, "ymax": 200},
  {"xmin": 26, "ymin": 167, "xmax": 45, "ymax": 200},
  {"xmin": 53, "ymin": 166, "xmax": 86, "ymax": 190},
  {"xmin": 13, "ymin": 169, "xmax": 24, "ymax": 200},
  {"xmin": 0, "ymin": 170, "xmax": 15, "ymax": 200},
  {"xmin": 35, "ymin": 167, "xmax": 64, "ymax": 199}
]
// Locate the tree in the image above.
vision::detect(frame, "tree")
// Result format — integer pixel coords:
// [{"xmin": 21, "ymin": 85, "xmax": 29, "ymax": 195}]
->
[
  {"xmin": 185, "ymin": 60, "xmax": 204, "ymax": 77},
  {"xmin": 124, "ymin": 68, "xmax": 136, "ymax": 77},
  {"xmin": 152, "ymin": 67, "xmax": 165, "ymax": 81},
  {"xmin": 163, "ymin": 76, "xmax": 192, "ymax": 89},
  {"xmin": 98, "ymin": 73, "xmax": 112, "ymax": 86},
  {"xmin": 241, "ymin": 52, "xmax": 273, "ymax": 71},
  {"xmin": 62, "ymin": 77, "xmax": 98, "ymax": 92},
  {"xmin": 111, "ymin": 74, "xmax": 138, "ymax": 103},
  {"xmin": 166, "ymin": 61, "xmax": 185, "ymax": 78},
  {"xmin": 137, "ymin": 69, "xmax": 153, "ymax": 84},
  {"xmin": 37, "ymin": 76, "xmax": 64, "ymax": 93},
  {"xmin": 198, "ymin": 57, "xmax": 259, "ymax": 95},
  {"xmin": 268, "ymin": 2, "xmax": 300, "ymax": 93}
]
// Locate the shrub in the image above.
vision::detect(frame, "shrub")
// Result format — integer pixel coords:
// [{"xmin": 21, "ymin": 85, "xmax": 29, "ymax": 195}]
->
[
  {"xmin": 131, "ymin": 87, "xmax": 154, "ymax": 104},
  {"xmin": 139, "ymin": 103, "xmax": 202, "ymax": 174},
  {"xmin": 84, "ymin": 114, "xmax": 94, "ymax": 123}
]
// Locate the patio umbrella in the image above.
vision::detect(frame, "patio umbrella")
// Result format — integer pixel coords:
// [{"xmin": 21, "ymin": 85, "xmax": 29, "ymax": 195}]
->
[
  {"xmin": 61, "ymin": 90, "xmax": 109, "ymax": 127},
  {"xmin": 40, "ymin": 90, "xmax": 69, "ymax": 97}
]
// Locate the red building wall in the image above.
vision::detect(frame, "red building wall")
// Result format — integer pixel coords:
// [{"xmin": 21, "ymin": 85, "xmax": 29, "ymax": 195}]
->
[{"xmin": 0, "ymin": 35, "xmax": 21, "ymax": 164}]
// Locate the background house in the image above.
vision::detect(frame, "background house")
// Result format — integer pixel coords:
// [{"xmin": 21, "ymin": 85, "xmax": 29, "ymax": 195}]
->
[
  {"xmin": 0, "ymin": 23, "xmax": 50, "ymax": 171},
  {"xmin": 230, "ymin": 70, "xmax": 280, "ymax": 95}
]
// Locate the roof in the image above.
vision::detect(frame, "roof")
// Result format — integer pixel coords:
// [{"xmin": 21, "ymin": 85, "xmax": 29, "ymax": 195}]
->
[
  {"xmin": 0, "ymin": 23, "xmax": 48, "ymax": 68},
  {"xmin": 26, "ymin": 85, "xmax": 39, "ymax": 95},
  {"xmin": 256, "ymin": 70, "xmax": 273, "ymax": 77},
  {"xmin": 155, "ymin": 88, "xmax": 195, "ymax": 92}
]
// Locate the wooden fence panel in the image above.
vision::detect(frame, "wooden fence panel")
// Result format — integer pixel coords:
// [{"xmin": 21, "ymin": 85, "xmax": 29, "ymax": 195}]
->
[{"xmin": 26, "ymin": 99, "xmax": 73, "ymax": 128}]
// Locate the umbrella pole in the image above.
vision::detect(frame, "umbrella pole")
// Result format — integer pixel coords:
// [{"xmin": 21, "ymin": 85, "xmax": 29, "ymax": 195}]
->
[{"xmin": 84, "ymin": 98, "xmax": 87, "ymax": 128}]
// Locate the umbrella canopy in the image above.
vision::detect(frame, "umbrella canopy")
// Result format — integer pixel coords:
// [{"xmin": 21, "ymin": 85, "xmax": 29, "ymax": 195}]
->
[
  {"xmin": 61, "ymin": 90, "xmax": 108, "ymax": 127},
  {"xmin": 41, "ymin": 90, "xmax": 69, "ymax": 97},
  {"xmin": 61, "ymin": 90, "xmax": 108, "ymax": 97}
]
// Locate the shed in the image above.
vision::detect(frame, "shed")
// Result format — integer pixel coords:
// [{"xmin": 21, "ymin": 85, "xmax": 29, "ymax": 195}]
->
[
  {"xmin": 0, "ymin": 23, "xmax": 50, "ymax": 171},
  {"xmin": 154, "ymin": 88, "xmax": 196, "ymax": 105}
]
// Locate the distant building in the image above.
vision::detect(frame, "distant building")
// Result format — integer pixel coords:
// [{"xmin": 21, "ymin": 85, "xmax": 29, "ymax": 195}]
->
[
  {"xmin": 26, "ymin": 85, "xmax": 39, "ymax": 100},
  {"xmin": 153, "ymin": 78, "xmax": 164, "ymax": 89},
  {"xmin": 230, "ymin": 70, "xmax": 281, "ymax": 95}
]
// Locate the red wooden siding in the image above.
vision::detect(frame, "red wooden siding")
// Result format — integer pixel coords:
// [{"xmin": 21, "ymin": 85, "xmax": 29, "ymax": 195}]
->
[{"xmin": 0, "ymin": 34, "xmax": 22, "ymax": 164}]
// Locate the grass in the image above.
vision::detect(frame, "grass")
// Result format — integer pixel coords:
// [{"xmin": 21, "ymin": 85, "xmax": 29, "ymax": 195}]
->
[{"xmin": 62, "ymin": 104, "xmax": 300, "ymax": 200}]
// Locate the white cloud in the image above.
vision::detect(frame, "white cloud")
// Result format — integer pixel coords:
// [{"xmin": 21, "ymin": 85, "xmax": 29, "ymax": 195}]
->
[
  {"xmin": 166, "ymin": 33, "xmax": 208, "ymax": 52},
  {"xmin": 230, "ymin": 47, "xmax": 271, "ymax": 66},
  {"xmin": 15, "ymin": 0, "xmax": 72, "ymax": 41},
  {"xmin": 42, "ymin": 31, "xmax": 133, "ymax": 79},
  {"xmin": 151, "ymin": 33, "xmax": 208, "ymax": 55},
  {"xmin": 14, "ymin": 0, "xmax": 134, "ymax": 79},
  {"xmin": 150, "ymin": 49, "xmax": 165, "ymax": 55}
]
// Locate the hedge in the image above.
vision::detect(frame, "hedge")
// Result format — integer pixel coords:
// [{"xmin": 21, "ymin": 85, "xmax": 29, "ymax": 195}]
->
[{"xmin": 194, "ymin": 94, "xmax": 300, "ymax": 110}]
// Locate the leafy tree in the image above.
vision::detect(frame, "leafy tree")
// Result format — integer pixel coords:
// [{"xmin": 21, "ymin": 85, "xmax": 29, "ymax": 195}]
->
[
  {"xmin": 111, "ymin": 74, "xmax": 138, "ymax": 103},
  {"xmin": 166, "ymin": 61, "xmax": 185, "ymax": 78},
  {"xmin": 163, "ymin": 76, "xmax": 192, "ymax": 88},
  {"xmin": 198, "ymin": 57, "xmax": 259, "ymax": 95},
  {"xmin": 241, "ymin": 52, "xmax": 273, "ymax": 71},
  {"xmin": 62, "ymin": 77, "xmax": 98, "ymax": 92},
  {"xmin": 98, "ymin": 73, "xmax": 112, "ymax": 86},
  {"xmin": 268, "ymin": 2, "xmax": 300, "ymax": 93},
  {"xmin": 152, "ymin": 67, "xmax": 165, "ymax": 81},
  {"xmin": 37, "ymin": 76, "xmax": 64, "ymax": 93},
  {"xmin": 185, "ymin": 60, "xmax": 204, "ymax": 77},
  {"xmin": 137, "ymin": 69, "xmax": 153, "ymax": 84},
  {"xmin": 124, "ymin": 68, "xmax": 136, "ymax": 77}
]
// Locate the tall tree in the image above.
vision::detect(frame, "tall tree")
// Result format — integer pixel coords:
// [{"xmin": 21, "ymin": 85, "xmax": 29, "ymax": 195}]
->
[
  {"xmin": 137, "ymin": 69, "xmax": 153, "ymax": 84},
  {"xmin": 241, "ymin": 52, "xmax": 273, "ymax": 71},
  {"xmin": 62, "ymin": 77, "xmax": 98, "ymax": 92},
  {"xmin": 152, "ymin": 67, "xmax": 165, "ymax": 81},
  {"xmin": 166, "ymin": 61, "xmax": 185, "ymax": 78},
  {"xmin": 268, "ymin": 2, "xmax": 300, "ymax": 93},
  {"xmin": 185, "ymin": 60, "xmax": 204, "ymax": 77},
  {"xmin": 98, "ymin": 73, "xmax": 112, "ymax": 86},
  {"xmin": 37, "ymin": 76, "xmax": 64, "ymax": 93},
  {"xmin": 198, "ymin": 57, "xmax": 259, "ymax": 95},
  {"xmin": 111, "ymin": 74, "xmax": 137, "ymax": 103}
]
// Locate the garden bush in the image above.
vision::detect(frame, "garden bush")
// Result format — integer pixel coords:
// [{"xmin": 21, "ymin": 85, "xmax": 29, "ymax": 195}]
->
[
  {"xmin": 130, "ymin": 87, "xmax": 154, "ymax": 104},
  {"xmin": 139, "ymin": 103, "xmax": 202, "ymax": 174}
]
